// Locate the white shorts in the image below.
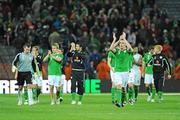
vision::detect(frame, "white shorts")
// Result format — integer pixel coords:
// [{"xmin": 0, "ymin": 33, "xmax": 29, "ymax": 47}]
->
[
  {"xmin": 131, "ymin": 69, "xmax": 141, "ymax": 86},
  {"xmin": 114, "ymin": 72, "xmax": 129, "ymax": 88},
  {"xmin": 128, "ymin": 72, "xmax": 134, "ymax": 84},
  {"xmin": 144, "ymin": 74, "xmax": 154, "ymax": 84},
  {"xmin": 32, "ymin": 75, "xmax": 43, "ymax": 86},
  {"xmin": 110, "ymin": 70, "xmax": 115, "ymax": 83},
  {"xmin": 48, "ymin": 75, "xmax": 63, "ymax": 87}
]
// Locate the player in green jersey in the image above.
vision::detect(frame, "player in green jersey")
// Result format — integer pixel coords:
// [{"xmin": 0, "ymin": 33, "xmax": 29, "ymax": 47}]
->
[
  {"xmin": 43, "ymin": 43, "xmax": 64, "ymax": 105},
  {"xmin": 110, "ymin": 32, "xmax": 133, "ymax": 108},
  {"xmin": 142, "ymin": 46, "xmax": 156, "ymax": 102},
  {"xmin": 108, "ymin": 32, "xmax": 117, "ymax": 104}
]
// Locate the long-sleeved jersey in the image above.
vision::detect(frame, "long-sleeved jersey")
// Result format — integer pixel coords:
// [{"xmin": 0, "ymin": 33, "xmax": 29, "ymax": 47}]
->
[
  {"xmin": 67, "ymin": 50, "xmax": 86, "ymax": 70},
  {"xmin": 35, "ymin": 55, "xmax": 43, "ymax": 72},
  {"xmin": 12, "ymin": 52, "xmax": 36, "ymax": 72},
  {"xmin": 148, "ymin": 53, "xmax": 171, "ymax": 75}
]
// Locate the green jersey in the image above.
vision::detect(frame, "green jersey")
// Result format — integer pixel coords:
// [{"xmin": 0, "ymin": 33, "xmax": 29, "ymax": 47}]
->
[
  {"xmin": 48, "ymin": 53, "xmax": 63, "ymax": 75},
  {"xmin": 128, "ymin": 52, "xmax": 134, "ymax": 71},
  {"xmin": 114, "ymin": 48, "xmax": 131, "ymax": 72},
  {"xmin": 143, "ymin": 52, "xmax": 153, "ymax": 74},
  {"xmin": 108, "ymin": 51, "xmax": 116, "ymax": 68}
]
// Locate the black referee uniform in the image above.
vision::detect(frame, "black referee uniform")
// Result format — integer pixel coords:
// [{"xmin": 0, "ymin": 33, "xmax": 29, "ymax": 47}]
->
[{"xmin": 148, "ymin": 53, "xmax": 171, "ymax": 93}]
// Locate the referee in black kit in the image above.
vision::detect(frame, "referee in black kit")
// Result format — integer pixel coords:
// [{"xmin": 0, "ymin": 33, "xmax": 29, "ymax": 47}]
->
[
  {"xmin": 148, "ymin": 45, "xmax": 171, "ymax": 102},
  {"xmin": 67, "ymin": 42, "xmax": 86, "ymax": 105}
]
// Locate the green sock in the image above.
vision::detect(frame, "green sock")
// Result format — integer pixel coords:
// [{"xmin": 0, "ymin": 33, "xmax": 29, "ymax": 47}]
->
[
  {"xmin": 128, "ymin": 87, "xmax": 133, "ymax": 100},
  {"xmin": 122, "ymin": 90, "xmax": 125, "ymax": 103},
  {"xmin": 24, "ymin": 89, "xmax": 28, "ymax": 101},
  {"xmin": 111, "ymin": 87, "xmax": 116, "ymax": 102},
  {"xmin": 33, "ymin": 89, "xmax": 37, "ymax": 101},
  {"xmin": 116, "ymin": 89, "xmax": 122, "ymax": 104},
  {"xmin": 146, "ymin": 86, "xmax": 151, "ymax": 96},
  {"xmin": 158, "ymin": 91, "xmax": 163, "ymax": 99},
  {"xmin": 152, "ymin": 87, "xmax": 156, "ymax": 99},
  {"xmin": 78, "ymin": 95, "xmax": 83, "ymax": 102},
  {"xmin": 59, "ymin": 89, "xmax": 63, "ymax": 98},
  {"xmin": 134, "ymin": 86, "xmax": 139, "ymax": 99},
  {"xmin": 72, "ymin": 92, "xmax": 76, "ymax": 101},
  {"xmin": 37, "ymin": 88, "xmax": 41, "ymax": 98}
]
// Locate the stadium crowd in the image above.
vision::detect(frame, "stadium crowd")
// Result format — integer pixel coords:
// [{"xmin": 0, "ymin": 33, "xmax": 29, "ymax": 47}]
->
[{"xmin": 0, "ymin": 0, "xmax": 180, "ymax": 79}]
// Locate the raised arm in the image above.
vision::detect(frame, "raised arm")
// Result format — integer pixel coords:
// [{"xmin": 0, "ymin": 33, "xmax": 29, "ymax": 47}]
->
[
  {"xmin": 122, "ymin": 32, "xmax": 133, "ymax": 52},
  {"xmin": 109, "ymin": 32, "xmax": 117, "ymax": 50},
  {"xmin": 43, "ymin": 50, "xmax": 51, "ymax": 62},
  {"xmin": 50, "ymin": 54, "xmax": 63, "ymax": 62}
]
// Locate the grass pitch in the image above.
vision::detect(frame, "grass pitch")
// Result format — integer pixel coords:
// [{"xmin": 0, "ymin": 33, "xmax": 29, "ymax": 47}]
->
[{"xmin": 0, "ymin": 94, "xmax": 180, "ymax": 120}]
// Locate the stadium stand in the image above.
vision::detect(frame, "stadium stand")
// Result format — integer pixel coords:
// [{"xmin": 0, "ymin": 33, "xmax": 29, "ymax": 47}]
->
[{"xmin": 0, "ymin": 0, "xmax": 180, "ymax": 80}]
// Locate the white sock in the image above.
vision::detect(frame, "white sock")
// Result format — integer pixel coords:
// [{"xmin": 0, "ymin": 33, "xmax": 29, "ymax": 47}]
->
[
  {"xmin": 18, "ymin": 90, "xmax": 22, "ymax": 102},
  {"xmin": 67, "ymin": 80, "xmax": 71, "ymax": 93},
  {"xmin": 63, "ymin": 80, "xmax": 67, "ymax": 93},
  {"xmin": 28, "ymin": 89, "xmax": 33, "ymax": 103}
]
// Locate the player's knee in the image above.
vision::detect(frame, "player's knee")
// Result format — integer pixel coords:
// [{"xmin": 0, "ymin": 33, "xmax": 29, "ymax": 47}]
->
[
  {"xmin": 145, "ymin": 84, "xmax": 149, "ymax": 87},
  {"xmin": 116, "ymin": 84, "xmax": 122, "ymax": 89}
]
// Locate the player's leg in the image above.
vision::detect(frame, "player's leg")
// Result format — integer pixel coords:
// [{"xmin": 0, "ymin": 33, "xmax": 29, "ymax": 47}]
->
[
  {"xmin": 71, "ymin": 71, "xmax": 77, "ymax": 104},
  {"xmin": 110, "ymin": 70, "xmax": 116, "ymax": 104},
  {"xmin": 37, "ymin": 76, "xmax": 42, "ymax": 103},
  {"xmin": 128, "ymin": 72, "xmax": 135, "ymax": 104},
  {"xmin": 56, "ymin": 75, "xmax": 64, "ymax": 104},
  {"xmin": 23, "ymin": 85, "xmax": 28, "ymax": 105},
  {"xmin": 25, "ymin": 72, "xmax": 34, "ymax": 105},
  {"xmin": 145, "ymin": 74, "xmax": 152, "ymax": 102},
  {"xmin": 77, "ymin": 71, "xmax": 84, "ymax": 105},
  {"xmin": 18, "ymin": 85, "xmax": 23, "ymax": 105},
  {"xmin": 150, "ymin": 75, "xmax": 156, "ymax": 102},
  {"xmin": 133, "ymin": 71, "xmax": 141, "ymax": 102},
  {"xmin": 121, "ymin": 72, "xmax": 129, "ymax": 105},
  {"xmin": 17, "ymin": 72, "xmax": 24, "ymax": 105},
  {"xmin": 157, "ymin": 75, "xmax": 164, "ymax": 102},
  {"xmin": 114, "ymin": 72, "xmax": 123, "ymax": 107},
  {"xmin": 153, "ymin": 73, "xmax": 159, "ymax": 101},
  {"xmin": 49, "ymin": 75, "xmax": 55, "ymax": 105},
  {"xmin": 32, "ymin": 74, "xmax": 38, "ymax": 103}
]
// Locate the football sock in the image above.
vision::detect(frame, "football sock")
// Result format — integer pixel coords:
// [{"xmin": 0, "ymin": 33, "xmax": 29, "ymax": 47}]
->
[
  {"xmin": 152, "ymin": 87, "xmax": 156, "ymax": 99},
  {"xmin": 116, "ymin": 89, "xmax": 122, "ymax": 104},
  {"xmin": 146, "ymin": 86, "xmax": 151, "ymax": 96},
  {"xmin": 33, "ymin": 89, "xmax": 37, "ymax": 101},
  {"xmin": 78, "ymin": 95, "xmax": 83, "ymax": 102},
  {"xmin": 111, "ymin": 87, "xmax": 116, "ymax": 102},
  {"xmin": 134, "ymin": 86, "xmax": 139, "ymax": 99},
  {"xmin": 24, "ymin": 89, "xmax": 28, "ymax": 101},
  {"xmin": 72, "ymin": 92, "xmax": 76, "ymax": 101}
]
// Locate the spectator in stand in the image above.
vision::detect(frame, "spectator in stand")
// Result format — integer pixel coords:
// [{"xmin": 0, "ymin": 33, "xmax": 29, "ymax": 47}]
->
[{"xmin": 96, "ymin": 58, "xmax": 110, "ymax": 81}]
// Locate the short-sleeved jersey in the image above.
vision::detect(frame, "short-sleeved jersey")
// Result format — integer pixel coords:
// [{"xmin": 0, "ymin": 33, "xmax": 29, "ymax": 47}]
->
[
  {"xmin": 114, "ymin": 48, "xmax": 131, "ymax": 72},
  {"xmin": 108, "ymin": 51, "xmax": 116, "ymax": 68},
  {"xmin": 143, "ymin": 52, "xmax": 153, "ymax": 74},
  {"xmin": 48, "ymin": 53, "xmax": 63, "ymax": 75}
]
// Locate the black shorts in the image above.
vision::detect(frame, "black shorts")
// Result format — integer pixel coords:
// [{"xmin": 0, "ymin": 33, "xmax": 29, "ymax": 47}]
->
[{"xmin": 17, "ymin": 72, "xmax": 32, "ymax": 86}]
